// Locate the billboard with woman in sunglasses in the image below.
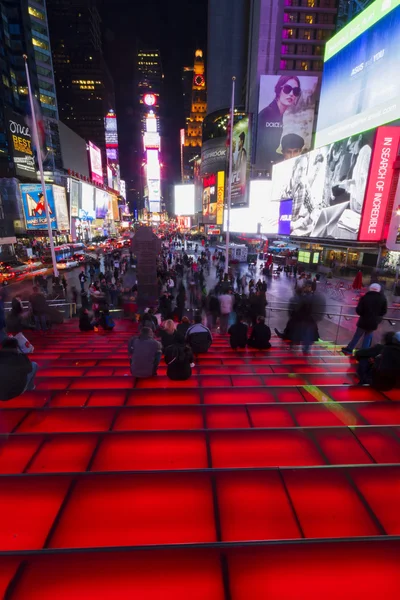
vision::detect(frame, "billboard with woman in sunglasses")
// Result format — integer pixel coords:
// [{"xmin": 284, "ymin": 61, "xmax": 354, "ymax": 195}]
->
[{"xmin": 256, "ymin": 75, "xmax": 319, "ymax": 176}]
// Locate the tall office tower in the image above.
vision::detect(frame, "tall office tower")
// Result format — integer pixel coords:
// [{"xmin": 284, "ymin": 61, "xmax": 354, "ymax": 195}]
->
[
  {"xmin": 246, "ymin": 0, "xmax": 338, "ymax": 116},
  {"xmin": 0, "ymin": 0, "xmax": 62, "ymax": 176},
  {"xmin": 137, "ymin": 48, "xmax": 163, "ymax": 135},
  {"xmin": 207, "ymin": 0, "xmax": 249, "ymax": 114},
  {"xmin": 46, "ymin": 0, "xmax": 115, "ymax": 162},
  {"xmin": 336, "ymin": 0, "xmax": 374, "ymax": 29},
  {"xmin": 182, "ymin": 50, "xmax": 207, "ymax": 182},
  {"xmin": 182, "ymin": 65, "xmax": 194, "ymax": 122}
]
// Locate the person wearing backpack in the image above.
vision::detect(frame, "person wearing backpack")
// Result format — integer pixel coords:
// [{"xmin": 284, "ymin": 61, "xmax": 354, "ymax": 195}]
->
[{"xmin": 165, "ymin": 343, "xmax": 194, "ymax": 381}]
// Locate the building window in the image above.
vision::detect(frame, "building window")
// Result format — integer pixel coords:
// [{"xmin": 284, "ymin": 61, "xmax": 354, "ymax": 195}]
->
[
  {"xmin": 312, "ymin": 60, "xmax": 323, "ymax": 71},
  {"xmin": 32, "ymin": 37, "xmax": 49, "ymax": 51},
  {"xmin": 318, "ymin": 13, "xmax": 335, "ymax": 23},
  {"xmin": 28, "ymin": 6, "xmax": 45, "ymax": 20},
  {"xmin": 305, "ymin": 15, "xmax": 314, "ymax": 24},
  {"xmin": 298, "ymin": 60, "xmax": 310, "ymax": 70},
  {"xmin": 301, "ymin": 30, "xmax": 312, "ymax": 40}
]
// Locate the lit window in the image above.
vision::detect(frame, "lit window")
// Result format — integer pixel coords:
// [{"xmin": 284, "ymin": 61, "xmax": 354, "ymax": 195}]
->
[
  {"xmin": 301, "ymin": 61, "xmax": 309, "ymax": 70},
  {"xmin": 28, "ymin": 6, "xmax": 45, "ymax": 20},
  {"xmin": 32, "ymin": 37, "xmax": 49, "ymax": 50},
  {"xmin": 18, "ymin": 86, "xmax": 28, "ymax": 94},
  {"xmin": 305, "ymin": 15, "xmax": 314, "ymax": 24}
]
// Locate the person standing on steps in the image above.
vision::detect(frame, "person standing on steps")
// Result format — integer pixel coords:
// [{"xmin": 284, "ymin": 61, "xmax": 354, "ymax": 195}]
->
[
  {"xmin": 342, "ymin": 283, "xmax": 387, "ymax": 354},
  {"xmin": 79, "ymin": 269, "xmax": 88, "ymax": 292}
]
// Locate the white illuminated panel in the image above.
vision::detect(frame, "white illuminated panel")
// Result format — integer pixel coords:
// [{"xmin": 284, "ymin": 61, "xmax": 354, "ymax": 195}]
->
[
  {"xmin": 144, "ymin": 132, "xmax": 161, "ymax": 150},
  {"xmin": 146, "ymin": 114, "xmax": 158, "ymax": 133},
  {"xmin": 146, "ymin": 149, "xmax": 160, "ymax": 180},
  {"xmin": 224, "ymin": 180, "xmax": 276, "ymax": 233},
  {"xmin": 174, "ymin": 184, "xmax": 195, "ymax": 215}
]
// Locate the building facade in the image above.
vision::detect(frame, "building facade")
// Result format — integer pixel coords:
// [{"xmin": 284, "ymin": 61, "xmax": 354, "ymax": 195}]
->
[
  {"xmin": 137, "ymin": 48, "xmax": 163, "ymax": 135},
  {"xmin": 46, "ymin": 0, "xmax": 115, "ymax": 163},
  {"xmin": 182, "ymin": 50, "xmax": 207, "ymax": 182}
]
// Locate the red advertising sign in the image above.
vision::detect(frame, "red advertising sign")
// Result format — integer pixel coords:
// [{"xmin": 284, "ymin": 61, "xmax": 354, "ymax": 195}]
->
[{"xmin": 359, "ymin": 126, "xmax": 400, "ymax": 242}]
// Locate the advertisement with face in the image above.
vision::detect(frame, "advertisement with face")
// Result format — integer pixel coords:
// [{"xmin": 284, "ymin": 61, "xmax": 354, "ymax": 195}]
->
[
  {"xmin": 230, "ymin": 115, "xmax": 251, "ymax": 208},
  {"xmin": 316, "ymin": 0, "xmax": 400, "ymax": 147},
  {"xmin": 202, "ymin": 174, "xmax": 217, "ymax": 223},
  {"xmin": 95, "ymin": 188, "xmax": 110, "ymax": 219},
  {"xmin": 272, "ymin": 130, "xmax": 374, "ymax": 240},
  {"xmin": 20, "ymin": 184, "xmax": 57, "ymax": 230},
  {"xmin": 257, "ymin": 75, "xmax": 318, "ymax": 176},
  {"xmin": 89, "ymin": 141, "xmax": 103, "ymax": 185}
]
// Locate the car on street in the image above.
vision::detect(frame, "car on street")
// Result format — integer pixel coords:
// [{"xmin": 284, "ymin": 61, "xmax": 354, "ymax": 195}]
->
[
  {"xmin": 57, "ymin": 258, "xmax": 80, "ymax": 270},
  {"xmin": 0, "ymin": 263, "xmax": 16, "ymax": 283}
]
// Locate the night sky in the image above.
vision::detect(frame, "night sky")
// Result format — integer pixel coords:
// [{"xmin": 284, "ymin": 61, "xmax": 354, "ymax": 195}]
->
[{"xmin": 98, "ymin": 0, "xmax": 208, "ymax": 201}]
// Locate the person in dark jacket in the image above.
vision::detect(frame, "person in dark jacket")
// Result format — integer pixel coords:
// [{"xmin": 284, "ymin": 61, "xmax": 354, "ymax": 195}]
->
[
  {"xmin": 186, "ymin": 315, "xmax": 212, "ymax": 354},
  {"xmin": 176, "ymin": 283, "xmax": 186, "ymax": 321},
  {"xmin": 0, "ymin": 337, "xmax": 38, "ymax": 400},
  {"xmin": 29, "ymin": 286, "xmax": 48, "ymax": 331},
  {"xmin": 128, "ymin": 327, "xmax": 162, "ymax": 378},
  {"xmin": 248, "ymin": 316, "xmax": 271, "ymax": 349},
  {"xmin": 177, "ymin": 316, "xmax": 191, "ymax": 339},
  {"xmin": 158, "ymin": 319, "xmax": 183, "ymax": 351},
  {"xmin": 342, "ymin": 283, "xmax": 387, "ymax": 354},
  {"xmin": 164, "ymin": 343, "xmax": 194, "ymax": 381},
  {"xmin": 355, "ymin": 331, "xmax": 400, "ymax": 390},
  {"xmin": 228, "ymin": 315, "xmax": 248, "ymax": 350}
]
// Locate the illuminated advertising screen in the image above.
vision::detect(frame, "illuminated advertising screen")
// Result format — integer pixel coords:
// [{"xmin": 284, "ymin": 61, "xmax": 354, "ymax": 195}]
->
[
  {"xmin": 298, "ymin": 250, "xmax": 311, "ymax": 264},
  {"xmin": 313, "ymin": 252, "xmax": 320, "ymax": 264},
  {"xmin": 257, "ymin": 75, "xmax": 318, "ymax": 176},
  {"xmin": 279, "ymin": 199, "xmax": 292, "ymax": 236},
  {"xmin": 216, "ymin": 171, "xmax": 225, "ymax": 225},
  {"xmin": 119, "ymin": 179, "xmax": 126, "ymax": 199},
  {"xmin": 202, "ymin": 173, "xmax": 217, "ymax": 223},
  {"xmin": 200, "ymin": 138, "xmax": 227, "ymax": 176},
  {"xmin": 223, "ymin": 180, "xmax": 273, "ymax": 234},
  {"xmin": 229, "ymin": 115, "xmax": 251, "ymax": 208},
  {"xmin": 359, "ymin": 126, "xmax": 400, "ymax": 241},
  {"xmin": 111, "ymin": 195, "xmax": 120, "ymax": 221},
  {"xmin": 52, "ymin": 185, "xmax": 69, "ymax": 230},
  {"xmin": 88, "ymin": 141, "xmax": 103, "ymax": 185},
  {"xmin": 174, "ymin": 184, "xmax": 195, "ymax": 215},
  {"xmin": 271, "ymin": 130, "xmax": 375, "ymax": 240},
  {"xmin": 148, "ymin": 179, "xmax": 161, "ymax": 202},
  {"xmin": 5, "ymin": 109, "xmax": 36, "ymax": 179},
  {"xmin": 20, "ymin": 184, "xmax": 57, "ymax": 230},
  {"xmin": 105, "ymin": 110, "xmax": 118, "ymax": 147},
  {"xmin": 69, "ymin": 178, "xmax": 80, "ymax": 218},
  {"xmin": 316, "ymin": 0, "xmax": 400, "ymax": 147},
  {"xmin": 95, "ymin": 188, "xmax": 110, "ymax": 219},
  {"xmin": 146, "ymin": 149, "xmax": 160, "ymax": 180},
  {"xmin": 80, "ymin": 182, "xmax": 95, "ymax": 219}
]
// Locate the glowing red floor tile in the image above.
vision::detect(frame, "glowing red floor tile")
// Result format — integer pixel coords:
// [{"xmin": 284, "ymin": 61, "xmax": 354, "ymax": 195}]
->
[
  {"xmin": 27, "ymin": 435, "xmax": 98, "ymax": 473},
  {"xmin": 0, "ymin": 476, "xmax": 71, "ymax": 550},
  {"xmin": 1, "ymin": 392, "xmax": 49, "ymax": 409},
  {"xmin": 356, "ymin": 403, "xmax": 400, "ymax": 425},
  {"xmin": 197, "ymin": 366, "xmax": 252, "ymax": 375},
  {"xmin": 0, "ymin": 558, "xmax": 21, "ymax": 598},
  {"xmin": 306, "ymin": 374, "xmax": 357, "ymax": 386},
  {"xmin": 321, "ymin": 386, "xmax": 387, "ymax": 403},
  {"xmin": 49, "ymin": 473, "xmax": 216, "ymax": 548},
  {"xmin": 262, "ymin": 375, "xmax": 307, "ymax": 386},
  {"xmin": 16, "ymin": 408, "xmax": 115, "ymax": 433},
  {"xmin": 231, "ymin": 376, "xmax": 263, "ymax": 387},
  {"xmin": 199, "ymin": 376, "xmax": 232, "ymax": 387},
  {"xmin": 113, "ymin": 407, "xmax": 203, "ymax": 430},
  {"xmin": 283, "ymin": 469, "xmax": 380, "ymax": 538},
  {"xmin": 203, "ymin": 388, "xmax": 275, "ymax": 404},
  {"xmin": 0, "ymin": 437, "xmax": 41, "ymax": 473},
  {"xmin": 0, "ymin": 410, "xmax": 27, "ymax": 433},
  {"xmin": 228, "ymin": 541, "xmax": 400, "ymax": 600},
  {"xmin": 206, "ymin": 406, "xmax": 250, "ymax": 429},
  {"xmin": 135, "ymin": 377, "xmax": 199, "ymax": 388},
  {"xmin": 36, "ymin": 379, "xmax": 71, "ymax": 391},
  {"xmin": 351, "ymin": 467, "xmax": 400, "ymax": 534},
  {"xmin": 12, "ymin": 550, "xmax": 225, "ymax": 600},
  {"xmin": 50, "ymin": 391, "xmax": 89, "ymax": 407},
  {"xmin": 83, "ymin": 367, "xmax": 115, "ymax": 377},
  {"xmin": 210, "ymin": 431, "xmax": 324, "ymax": 468},
  {"xmin": 312, "ymin": 429, "xmax": 372, "ymax": 465},
  {"xmin": 291, "ymin": 404, "xmax": 359, "ymax": 427},
  {"xmin": 113, "ymin": 367, "xmax": 137, "ymax": 376},
  {"xmin": 275, "ymin": 388, "xmax": 306, "ymax": 403},
  {"xmin": 36, "ymin": 368, "xmax": 86, "ymax": 378},
  {"xmin": 69, "ymin": 377, "xmax": 133, "ymax": 390},
  {"xmin": 96, "ymin": 359, "xmax": 128, "ymax": 367},
  {"xmin": 91, "ymin": 432, "xmax": 208, "ymax": 471},
  {"xmin": 354, "ymin": 429, "xmax": 400, "ymax": 463},
  {"xmin": 382, "ymin": 389, "xmax": 400, "ymax": 401},
  {"xmin": 217, "ymin": 471, "xmax": 301, "ymax": 541},
  {"xmin": 127, "ymin": 389, "xmax": 201, "ymax": 406},
  {"xmin": 86, "ymin": 391, "xmax": 127, "ymax": 406},
  {"xmin": 248, "ymin": 406, "xmax": 295, "ymax": 427}
]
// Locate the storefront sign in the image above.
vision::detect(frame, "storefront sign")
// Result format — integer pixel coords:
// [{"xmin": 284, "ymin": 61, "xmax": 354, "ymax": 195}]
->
[{"xmin": 359, "ymin": 126, "xmax": 400, "ymax": 242}]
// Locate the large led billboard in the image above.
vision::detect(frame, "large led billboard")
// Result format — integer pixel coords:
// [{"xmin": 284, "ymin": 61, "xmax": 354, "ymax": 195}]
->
[
  {"xmin": 88, "ymin": 141, "xmax": 103, "ymax": 185},
  {"xmin": 5, "ymin": 109, "xmax": 36, "ymax": 179},
  {"xmin": 20, "ymin": 184, "xmax": 69, "ymax": 231},
  {"xmin": 271, "ymin": 131, "xmax": 374, "ymax": 240},
  {"xmin": 229, "ymin": 115, "xmax": 251, "ymax": 208},
  {"xmin": 223, "ymin": 180, "xmax": 274, "ymax": 234},
  {"xmin": 175, "ymin": 184, "xmax": 195, "ymax": 215},
  {"xmin": 257, "ymin": 75, "xmax": 318, "ymax": 175},
  {"xmin": 80, "ymin": 182, "xmax": 95, "ymax": 220},
  {"xmin": 316, "ymin": 0, "xmax": 400, "ymax": 147},
  {"xmin": 95, "ymin": 188, "xmax": 110, "ymax": 219}
]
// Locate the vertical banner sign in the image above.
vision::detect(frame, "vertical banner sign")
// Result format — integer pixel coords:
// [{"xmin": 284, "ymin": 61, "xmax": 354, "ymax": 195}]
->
[
  {"xmin": 359, "ymin": 126, "xmax": 400, "ymax": 242},
  {"xmin": 230, "ymin": 115, "xmax": 251, "ymax": 208},
  {"xmin": 5, "ymin": 109, "xmax": 36, "ymax": 178},
  {"xmin": 216, "ymin": 171, "xmax": 225, "ymax": 225},
  {"xmin": 386, "ymin": 177, "xmax": 400, "ymax": 251}
]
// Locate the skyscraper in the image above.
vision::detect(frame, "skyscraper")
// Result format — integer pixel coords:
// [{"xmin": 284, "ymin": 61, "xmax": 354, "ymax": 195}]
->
[
  {"xmin": 137, "ymin": 48, "xmax": 163, "ymax": 135},
  {"xmin": 46, "ymin": 0, "xmax": 115, "ymax": 162},
  {"xmin": 0, "ymin": 0, "xmax": 62, "ymax": 176},
  {"xmin": 182, "ymin": 50, "xmax": 207, "ymax": 182}
]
